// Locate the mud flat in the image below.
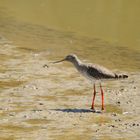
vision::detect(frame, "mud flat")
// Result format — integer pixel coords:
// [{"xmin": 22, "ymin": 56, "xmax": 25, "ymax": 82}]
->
[{"xmin": 0, "ymin": 37, "xmax": 140, "ymax": 140}]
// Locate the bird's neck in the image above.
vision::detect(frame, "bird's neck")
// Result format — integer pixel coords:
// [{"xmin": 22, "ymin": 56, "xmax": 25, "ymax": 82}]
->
[{"xmin": 71, "ymin": 58, "xmax": 82, "ymax": 70}]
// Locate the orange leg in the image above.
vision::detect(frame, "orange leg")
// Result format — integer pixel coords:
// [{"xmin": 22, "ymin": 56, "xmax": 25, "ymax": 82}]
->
[
  {"xmin": 100, "ymin": 83, "xmax": 104, "ymax": 110},
  {"xmin": 91, "ymin": 84, "xmax": 96, "ymax": 110}
]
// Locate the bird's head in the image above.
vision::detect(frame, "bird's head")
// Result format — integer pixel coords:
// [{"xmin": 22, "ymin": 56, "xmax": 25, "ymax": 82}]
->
[
  {"xmin": 65, "ymin": 54, "xmax": 77, "ymax": 62},
  {"xmin": 53, "ymin": 54, "xmax": 78, "ymax": 63}
]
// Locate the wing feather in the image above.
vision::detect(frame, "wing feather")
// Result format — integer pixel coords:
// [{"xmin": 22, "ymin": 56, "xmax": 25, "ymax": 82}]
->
[{"xmin": 87, "ymin": 64, "xmax": 116, "ymax": 79}]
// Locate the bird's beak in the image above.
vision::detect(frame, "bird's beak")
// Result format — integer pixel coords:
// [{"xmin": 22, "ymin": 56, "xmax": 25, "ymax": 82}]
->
[{"xmin": 52, "ymin": 59, "xmax": 66, "ymax": 64}]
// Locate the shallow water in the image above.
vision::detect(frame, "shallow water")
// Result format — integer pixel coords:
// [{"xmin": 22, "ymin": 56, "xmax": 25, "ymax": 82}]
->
[
  {"xmin": 0, "ymin": 1, "xmax": 140, "ymax": 72},
  {"xmin": 0, "ymin": 1, "xmax": 140, "ymax": 140}
]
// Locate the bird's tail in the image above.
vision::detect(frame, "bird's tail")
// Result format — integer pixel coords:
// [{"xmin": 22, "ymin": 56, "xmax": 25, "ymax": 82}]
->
[{"xmin": 115, "ymin": 74, "xmax": 128, "ymax": 79}]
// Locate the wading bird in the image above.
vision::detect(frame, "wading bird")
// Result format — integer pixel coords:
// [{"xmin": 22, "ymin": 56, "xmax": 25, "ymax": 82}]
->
[{"xmin": 53, "ymin": 54, "xmax": 128, "ymax": 111}]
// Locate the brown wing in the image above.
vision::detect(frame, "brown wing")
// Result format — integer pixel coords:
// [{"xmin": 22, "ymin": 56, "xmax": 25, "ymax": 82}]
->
[{"xmin": 87, "ymin": 64, "xmax": 116, "ymax": 79}]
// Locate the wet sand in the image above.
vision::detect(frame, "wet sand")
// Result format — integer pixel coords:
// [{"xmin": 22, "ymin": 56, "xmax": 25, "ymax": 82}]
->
[{"xmin": 0, "ymin": 37, "xmax": 140, "ymax": 140}]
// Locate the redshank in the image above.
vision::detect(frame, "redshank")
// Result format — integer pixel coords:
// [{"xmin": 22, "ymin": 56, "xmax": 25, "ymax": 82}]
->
[{"xmin": 53, "ymin": 54, "xmax": 128, "ymax": 111}]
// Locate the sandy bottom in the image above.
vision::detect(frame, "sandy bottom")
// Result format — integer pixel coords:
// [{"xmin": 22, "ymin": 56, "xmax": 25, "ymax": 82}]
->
[{"xmin": 0, "ymin": 40, "xmax": 140, "ymax": 140}]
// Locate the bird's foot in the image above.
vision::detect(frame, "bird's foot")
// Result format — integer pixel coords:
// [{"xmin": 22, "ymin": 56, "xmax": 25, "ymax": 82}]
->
[
  {"xmin": 91, "ymin": 108, "xmax": 102, "ymax": 113},
  {"xmin": 101, "ymin": 107, "xmax": 105, "ymax": 111},
  {"xmin": 91, "ymin": 106, "xmax": 95, "ymax": 110},
  {"xmin": 101, "ymin": 107, "xmax": 105, "ymax": 113},
  {"xmin": 91, "ymin": 107, "xmax": 96, "ymax": 112}
]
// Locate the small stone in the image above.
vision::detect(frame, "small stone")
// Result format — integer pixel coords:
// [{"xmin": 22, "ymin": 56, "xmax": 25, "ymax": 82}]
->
[
  {"xmin": 73, "ymin": 124, "xmax": 77, "ymax": 126},
  {"xmin": 9, "ymin": 113, "xmax": 14, "ymax": 116},
  {"xmin": 132, "ymin": 123, "xmax": 136, "ymax": 126},
  {"xmin": 115, "ymin": 119, "xmax": 121, "ymax": 122},
  {"xmin": 117, "ymin": 101, "xmax": 121, "ymax": 104},
  {"xmin": 95, "ymin": 129, "xmax": 99, "ymax": 132},
  {"xmin": 120, "ymin": 88, "xmax": 124, "ymax": 92},
  {"xmin": 32, "ymin": 109, "xmax": 43, "ymax": 112},
  {"xmin": 32, "ymin": 53, "xmax": 39, "ymax": 57},
  {"xmin": 39, "ymin": 103, "xmax": 44, "ymax": 105},
  {"xmin": 43, "ymin": 64, "xmax": 49, "ymax": 68},
  {"xmin": 109, "ymin": 125, "xmax": 115, "ymax": 128},
  {"xmin": 123, "ymin": 112, "xmax": 129, "ymax": 115},
  {"xmin": 112, "ymin": 113, "xmax": 117, "ymax": 116},
  {"xmin": 33, "ymin": 86, "xmax": 38, "ymax": 90},
  {"xmin": 24, "ymin": 115, "xmax": 27, "ymax": 118}
]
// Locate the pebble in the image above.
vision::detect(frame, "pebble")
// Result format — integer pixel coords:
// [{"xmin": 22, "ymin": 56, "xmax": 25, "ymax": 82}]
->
[
  {"xmin": 123, "ymin": 112, "xmax": 129, "ymax": 115},
  {"xmin": 32, "ymin": 109, "xmax": 43, "ymax": 112},
  {"xmin": 95, "ymin": 129, "xmax": 99, "ymax": 132},
  {"xmin": 109, "ymin": 125, "xmax": 115, "ymax": 128},
  {"xmin": 116, "ymin": 101, "xmax": 121, "ymax": 104},
  {"xmin": 24, "ymin": 115, "xmax": 27, "ymax": 118},
  {"xmin": 112, "ymin": 113, "xmax": 117, "ymax": 116},
  {"xmin": 132, "ymin": 123, "xmax": 136, "ymax": 126},
  {"xmin": 124, "ymin": 123, "xmax": 139, "ymax": 127},
  {"xmin": 115, "ymin": 119, "xmax": 121, "ymax": 122},
  {"xmin": 132, "ymin": 123, "xmax": 139, "ymax": 127},
  {"xmin": 9, "ymin": 113, "xmax": 15, "ymax": 116},
  {"xmin": 126, "ymin": 100, "xmax": 132, "ymax": 104},
  {"xmin": 120, "ymin": 88, "xmax": 124, "ymax": 92},
  {"xmin": 33, "ymin": 86, "xmax": 38, "ymax": 90},
  {"xmin": 43, "ymin": 64, "xmax": 49, "ymax": 68},
  {"xmin": 39, "ymin": 103, "xmax": 44, "ymax": 105},
  {"xmin": 73, "ymin": 124, "xmax": 77, "ymax": 126}
]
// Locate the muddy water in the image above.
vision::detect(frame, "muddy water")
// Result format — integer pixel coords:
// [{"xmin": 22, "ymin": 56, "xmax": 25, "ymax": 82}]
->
[
  {"xmin": 0, "ymin": 1, "xmax": 140, "ymax": 140},
  {"xmin": 0, "ymin": 1, "xmax": 140, "ymax": 71},
  {"xmin": 1, "ymin": 0, "xmax": 140, "ymax": 51}
]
